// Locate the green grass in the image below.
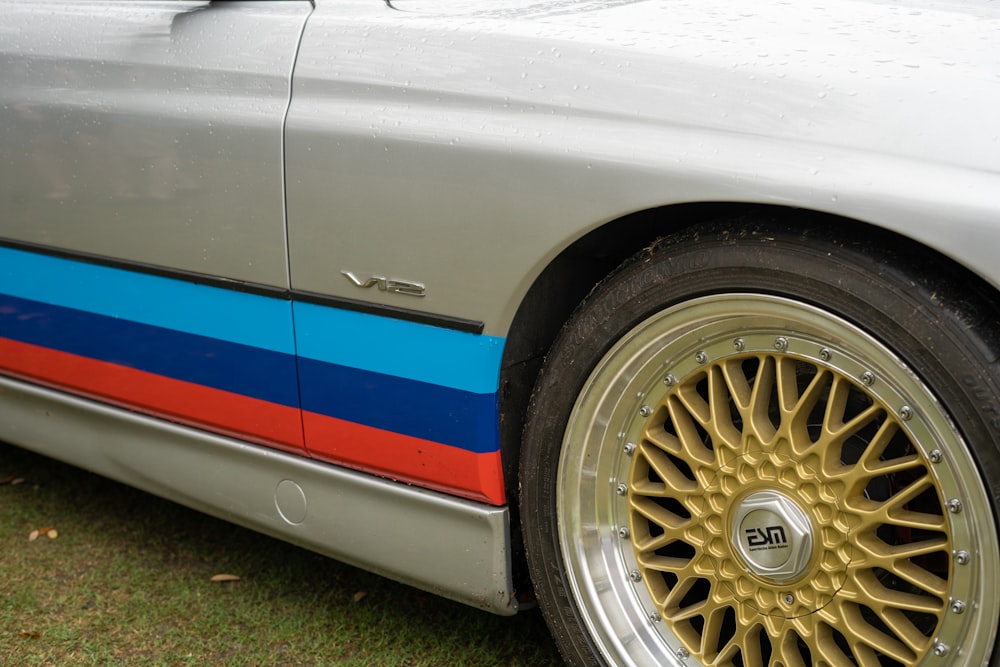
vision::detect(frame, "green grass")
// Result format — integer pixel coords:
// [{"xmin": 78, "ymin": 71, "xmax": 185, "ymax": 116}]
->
[{"xmin": 0, "ymin": 443, "xmax": 563, "ymax": 666}]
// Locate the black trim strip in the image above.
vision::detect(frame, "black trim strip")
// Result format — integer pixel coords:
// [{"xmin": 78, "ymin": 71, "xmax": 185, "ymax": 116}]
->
[
  {"xmin": 293, "ymin": 289, "xmax": 484, "ymax": 334},
  {"xmin": 0, "ymin": 238, "xmax": 486, "ymax": 334}
]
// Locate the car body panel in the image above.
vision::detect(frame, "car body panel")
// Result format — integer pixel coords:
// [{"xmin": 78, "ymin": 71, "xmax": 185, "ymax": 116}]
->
[
  {"xmin": 287, "ymin": 0, "xmax": 1000, "ymax": 336},
  {"xmin": 0, "ymin": 0, "xmax": 509, "ymax": 504},
  {"xmin": 0, "ymin": 374, "xmax": 517, "ymax": 615},
  {"xmin": 0, "ymin": 0, "xmax": 308, "ymax": 286}
]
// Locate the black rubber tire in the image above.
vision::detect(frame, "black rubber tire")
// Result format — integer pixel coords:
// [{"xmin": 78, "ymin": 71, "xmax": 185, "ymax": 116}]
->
[{"xmin": 520, "ymin": 220, "xmax": 1000, "ymax": 667}]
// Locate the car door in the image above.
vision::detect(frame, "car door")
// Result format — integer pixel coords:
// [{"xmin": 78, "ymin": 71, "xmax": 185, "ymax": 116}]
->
[{"xmin": 0, "ymin": 1, "xmax": 312, "ymax": 452}]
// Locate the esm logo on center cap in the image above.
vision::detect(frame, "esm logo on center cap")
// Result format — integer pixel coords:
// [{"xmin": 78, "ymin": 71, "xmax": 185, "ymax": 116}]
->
[
  {"xmin": 745, "ymin": 525, "xmax": 789, "ymax": 551},
  {"xmin": 732, "ymin": 491, "xmax": 813, "ymax": 581}
]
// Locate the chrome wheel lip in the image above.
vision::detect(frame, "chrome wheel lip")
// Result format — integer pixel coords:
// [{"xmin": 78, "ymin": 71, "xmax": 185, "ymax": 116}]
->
[{"xmin": 556, "ymin": 293, "xmax": 1000, "ymax": 667}]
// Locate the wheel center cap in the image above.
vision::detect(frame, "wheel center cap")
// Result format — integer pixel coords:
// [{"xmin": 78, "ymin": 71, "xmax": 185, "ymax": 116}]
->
[{"xmin": 731, "ymin": 490, "xmax": 813, "ymax": 582}]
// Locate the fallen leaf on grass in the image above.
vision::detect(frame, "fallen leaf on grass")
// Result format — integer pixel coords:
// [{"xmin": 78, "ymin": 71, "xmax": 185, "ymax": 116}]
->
[
  {"xmin": 19, "ymin": 630, "xmax": 40, "ymax": 639},
  {"xmin": 210, "ymin": 574, "xmax": 241, "ymax": 583},
  {"xmin": 27, "ymin": 525, "xmax": 57, "ymax": 541},
  {"xmin": 352, "ymin": 591, "xmax": 367, "ymax": 603}
]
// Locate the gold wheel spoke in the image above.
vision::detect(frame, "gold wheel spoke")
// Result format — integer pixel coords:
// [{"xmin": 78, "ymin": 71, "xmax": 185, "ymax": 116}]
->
[
  {"xmin": 708, "ymin": 365, "xmax": 742, "ymax": 449},
  {"xmin": 773, "ymin": 627, "xmax": 810, "ymax": 667},
  {"xmin": 630, "ymin": 497, "xmax": 691, "ymax": 535},
  {"xmin": 853, "ymin": 645, "xmax": 884, "ymax": 667},
  {"xmin": 892, "ymin": 559, "xmax": 948, "ymax": 598},
  {"xmin": 697, "ymin": 598, "xmax": 739, "ymax": 660},
  {"xmin": 747, "ymin": 356, "xmax": 779, "ymax": 442},
  {"xmin": 839, "ymin": 600, "xmax": 920, "ymax": 663},
  {"xmin": 664, "ymin": 395, "xmax": 716, "ymax": 466},
  {"xmin": 848, "ymin": 570, "xmax": 945, "ymax": 615},
  {"xmin": 883, "ymin": 608, "xmax": 938, "ymax": 653},
  {"xmin": 661, "ymin": 578, "xmax": 710, "ymax": 621},
  {"xmin": 634, "ymin": 445, "xmax": 699, "ymax": 494},
  {"xmin": 813, "ymin": 623, "xmax": 863, "ymax": 667}
]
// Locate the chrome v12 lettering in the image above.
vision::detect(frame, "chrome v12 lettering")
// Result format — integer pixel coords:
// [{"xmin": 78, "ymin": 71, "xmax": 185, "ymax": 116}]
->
[{"xmin": 341, "ymin": 270, "xmax": 426, "ymax": 297}]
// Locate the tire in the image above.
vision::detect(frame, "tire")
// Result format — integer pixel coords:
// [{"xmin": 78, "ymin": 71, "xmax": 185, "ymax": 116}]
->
[{"xmin": 520, "ymin": 222, "xmax": 1000, "ymax": 667}]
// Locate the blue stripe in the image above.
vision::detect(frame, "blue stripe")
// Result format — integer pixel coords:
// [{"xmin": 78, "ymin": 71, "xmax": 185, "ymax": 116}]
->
[
  {"xmin": 1, "ymin": 294, "xmax": 301, "ymax": 407},
  {"xmin": 293, "ymin": 302, "xmax": 505, "ymax": 394},
  {"xmin": 1, "ymin": 247, "xmax": 507, "ymax": 455},
  {"xmin": 0, "ymin": 246, "xmax": 296, "ymax": 355},
  {"xmin": 298, "ymin": 358, "xmax": 500, "ymax": 453}
]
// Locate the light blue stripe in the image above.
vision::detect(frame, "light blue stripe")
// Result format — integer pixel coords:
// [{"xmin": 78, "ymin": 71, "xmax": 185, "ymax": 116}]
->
[
  {"xmin": 293, "ymin": 302, "xmax": 505, "ymax": 394},
  {"xmin": 0, "ymin": 246, "xmax": 295, "ymax": 354}
]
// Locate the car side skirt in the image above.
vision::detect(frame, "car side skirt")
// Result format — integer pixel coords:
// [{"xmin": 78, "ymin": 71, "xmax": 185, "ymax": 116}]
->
[{"xmin": 0, "ymin": 374, "xmax": 518, "ymax": 616}]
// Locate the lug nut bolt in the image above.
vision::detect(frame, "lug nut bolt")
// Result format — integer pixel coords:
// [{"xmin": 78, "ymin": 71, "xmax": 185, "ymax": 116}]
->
[
  {"xmin": 933, "ymin": 642, "xmax": 950, "ymax": 657},
  {"xmin": 695, "ymin": 351, "xmax": 708, "ymax": 364},
  {"xmin": 900, "ymin": 405, "xmax": 913, "ymax": 421},
  {"xmin": 639, "ymin": 405, "xmax": 652, "ymax": 417},
  {"xmin": 733, "ymin": 338, "xmax": 746, "ymax": 351},
  {"xmin": 774, "ymin": 337, "xmax": 788, "ymax": 351},
  {"xmin": 623, "ymin": 442, "xmax": 636, "ymax": 456},
  {"xmin": 955, "ymin": 550, "xmax": 971, "ymax": 566},
  {"xmin": 929, "ymin": 449, "xmax": 943, "ymax": 464},
  {"xmin": 949, "ymin": 499, "xmax": 964, "ymax": 514},
  {"xmin": 861, "ymin": 371, "xmax": 876, "ymax": 386},
  {"xmin": 616, "ymin": 483, "xmax": 628, "ymax": 496},
  {"xmin": 629, "ymin": 569, "xmax": 642, "ymax": 582},
  {"xmin": 618, "ymin": 527, "xmax": 630, "ymax": 539},
  {"xmin": 951, "ymin": 600, "xmax": 966, "ymax": 614}
]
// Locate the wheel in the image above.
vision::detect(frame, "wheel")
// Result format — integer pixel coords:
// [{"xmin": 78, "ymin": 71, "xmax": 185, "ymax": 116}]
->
[{"xmin": 520, "ymin": 223, "xmax": 1000, "ymax": 667}]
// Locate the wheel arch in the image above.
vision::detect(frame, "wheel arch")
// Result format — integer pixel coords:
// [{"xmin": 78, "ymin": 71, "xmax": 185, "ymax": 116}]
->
[{"xmin": 498, "ymin": 201, "xmax": 1000, "ymax": 592}]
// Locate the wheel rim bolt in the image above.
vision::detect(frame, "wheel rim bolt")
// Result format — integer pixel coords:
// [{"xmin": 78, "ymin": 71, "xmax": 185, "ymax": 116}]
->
[
  {"xmin": 639, "ymin": 405, "xmax": 652, "ymax": 417},
  {"xmin": 618, "ymin": 527, "xmax": 630, "ymax": 539},
  {"xmin": 933, "ymin": 642, "xmax": 950, "ymax": 657},
  {"xmin": 948, "ymin": 499, "xmax": 963, "ymax": 514},
  {"xmin": 774, "ymin": 337, "xmax": 788, "ymax": 351},
  {"xmin": 899, "ymin": 405, "xmax": 914, "ymax": 421},
  {"xmin": 616, "ymin": 483, "xmax": 628, "ymax": 496},
  {"xmin": 623, "ymin": 442, "xmax": 636, "ymax": 456},
  {"xmin": 695, "ymin": 351, "xmax": 708, "ymax": 364},
  {"xmin": 733, "ymin": 338, "xmax": 745, "ymax": 351},
  {"xmin": 861, "ymin": 371, "xmax": 876, "ymax": 386},
  {"xmin": 663, "ymin": 374, "xmax": 677, "ymax": 386},
  {"xmin": 819, "ymin": 347, "xmax": 832, "ymax": 361},
  {"xmin": 929, "ymin": 449, "xmax": 943, "ymax": 464},
  {"xmin": 676, "ymin": 647, "xmax": 690, "ymax": 659},
  {"xmin": 629, "ymin": 569, "xmax": 642, "ymax": 582},
  {"xmin": 955, "ymin": 550, "xmax": 971, "ymax": 566},
  {"xmin": 951, "ymin": 600, "xmax": 966, "ymax": 614}
]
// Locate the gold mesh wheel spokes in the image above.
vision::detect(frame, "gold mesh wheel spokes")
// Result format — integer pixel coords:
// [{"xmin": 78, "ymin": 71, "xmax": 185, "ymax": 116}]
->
[
  {"xmin": 630, "ymin": 354, "xmax": 948, "ymax": 666},
  {"xmin": 557, "ymin": 294, "xmax": 997, "ymax": 667}
]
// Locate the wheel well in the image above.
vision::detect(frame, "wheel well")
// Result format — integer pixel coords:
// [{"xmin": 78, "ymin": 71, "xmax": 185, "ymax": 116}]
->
[{"xmin": 498, "ymin": 202, "xmax": 1000, "ymax": 594}]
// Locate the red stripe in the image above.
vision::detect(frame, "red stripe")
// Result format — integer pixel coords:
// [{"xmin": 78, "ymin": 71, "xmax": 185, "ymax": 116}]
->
[
  {"xmin": 2, "ymin": 337, "xmax": 508, "ymax": 505},
  {"xmin": 303, "ymin": 411, "xmax": 506, "ymax": 505},
  {"xmin": 0, "ymin": 338, "xmax": 305, "ymax": 451}
]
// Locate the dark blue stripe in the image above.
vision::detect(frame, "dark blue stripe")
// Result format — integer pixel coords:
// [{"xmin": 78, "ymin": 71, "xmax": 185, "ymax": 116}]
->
[
  {"xmin": 297, "ymin": 358, "xmax": 500, "ymax": 454},
  {"xmin": 1, "ymin": 293, "xmax": 300, "ymax": 408}
]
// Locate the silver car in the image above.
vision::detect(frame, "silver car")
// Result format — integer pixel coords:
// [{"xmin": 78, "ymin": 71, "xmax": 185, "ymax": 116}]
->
[{"xmin": 2, "ymin": 1, "xmax": 1000, "ymax": 665}]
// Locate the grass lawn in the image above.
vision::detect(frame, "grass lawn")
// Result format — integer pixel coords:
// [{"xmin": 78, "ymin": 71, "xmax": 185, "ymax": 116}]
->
[{"xmin": 0, "ymin": 442, "xmax": 563, "ymax": 666}]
